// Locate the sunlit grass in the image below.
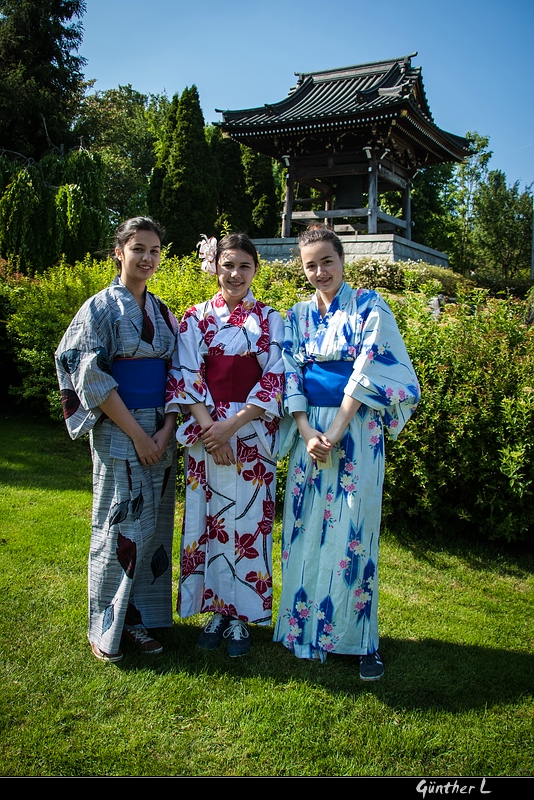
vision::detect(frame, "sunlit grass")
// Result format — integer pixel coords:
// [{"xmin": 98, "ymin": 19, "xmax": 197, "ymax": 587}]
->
[{"xmin": 0, "ymin": 414, "xmax": 533, "ymax": 777}]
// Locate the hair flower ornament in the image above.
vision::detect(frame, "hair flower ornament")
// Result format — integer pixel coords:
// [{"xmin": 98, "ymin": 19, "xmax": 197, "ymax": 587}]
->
[{"xmin": 197, "ymin": 235, "xmax": 217, "ymax": 275}]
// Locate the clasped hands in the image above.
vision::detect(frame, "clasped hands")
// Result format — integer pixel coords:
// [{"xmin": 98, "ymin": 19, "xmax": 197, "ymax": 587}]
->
[{"xmin": 200, "ymin": 419, "xmax": 236, "ymax": 466}]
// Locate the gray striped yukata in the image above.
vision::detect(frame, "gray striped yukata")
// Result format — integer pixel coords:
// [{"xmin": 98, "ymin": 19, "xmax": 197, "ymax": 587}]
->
[{"xmin": 55, "ymin": 277, "xmax": 178, "ymax": 655}]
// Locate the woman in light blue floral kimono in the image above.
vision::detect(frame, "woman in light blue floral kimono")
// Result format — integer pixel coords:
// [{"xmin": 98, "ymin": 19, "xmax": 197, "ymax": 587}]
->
[
  {"xmin": 55, "ymin": 217, "xmax": 178, "ymax": 663},
  {"xmin": 273, "ymin": 225, "xmax": 420, "ymax": 680}
]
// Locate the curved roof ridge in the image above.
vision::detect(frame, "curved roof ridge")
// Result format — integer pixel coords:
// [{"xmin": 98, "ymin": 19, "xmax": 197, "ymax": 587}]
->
[{"xmin": 294, "ymin": 52, "xmax": 419, "ymax": 81}]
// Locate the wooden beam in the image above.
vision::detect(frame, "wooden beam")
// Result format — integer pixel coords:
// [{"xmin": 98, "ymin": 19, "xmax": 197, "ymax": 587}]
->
[
  {"xmin": 291, "ymin": 209, "xmax": 369, "ymax": 219},
  {"xmin": 282, "ymin": 168, "xmax": 295, "ymax": 238},
  {"xmin": 368, "ymin": 157, "xmax": 378, "ymax": 234},
  {"xmin": 378, "ymin": 163, "xmax": 408, "ymax": 189},
  {"xmin": 376, "ymin": 210, "xmax": 408, "ymax": 229}
]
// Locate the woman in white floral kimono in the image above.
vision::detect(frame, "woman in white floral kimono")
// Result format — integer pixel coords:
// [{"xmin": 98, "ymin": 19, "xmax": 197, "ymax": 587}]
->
[
  {"xmin": 166, "ymin": 233, "xmax": 284, "ymax": 657},
  {"xmin": 55, "ymin": 217, "xmax": 178, "ymax": 663},
  {"xmin": 273, "ymin": 226, "xmax": 420, "ymax": 679}
]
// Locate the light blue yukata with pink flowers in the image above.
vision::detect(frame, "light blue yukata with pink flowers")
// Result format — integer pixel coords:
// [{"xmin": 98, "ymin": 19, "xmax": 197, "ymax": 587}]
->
[{"xmin": 273, "ymin": 281, "xmax": 420, "ymax": 661}]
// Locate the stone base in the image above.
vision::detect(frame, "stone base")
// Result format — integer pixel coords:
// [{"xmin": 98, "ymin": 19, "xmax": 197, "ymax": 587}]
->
[{"xmin": 253, "ymin": 234, "xmax": 449, "ymax": 268}]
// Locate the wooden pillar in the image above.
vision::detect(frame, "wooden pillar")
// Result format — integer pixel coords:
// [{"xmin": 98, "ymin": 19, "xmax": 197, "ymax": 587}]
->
[
  {"xmin": 403, "ymin": 180, "xmax": 412, "ymax": 241},
  {"xmin": 325, "ymin": 196, "xmax": 333, "ymax": 228},
  {"xmin": 367, "ymin": 156, "xmax": 378, "ymax": 234},
  {"xmin": 282, "ymin": 166, "xmax": 294, "ymax": 238}
]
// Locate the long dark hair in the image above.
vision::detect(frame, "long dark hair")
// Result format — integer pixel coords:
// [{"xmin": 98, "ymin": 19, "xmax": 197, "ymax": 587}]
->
[{"xmin": 112, "ymin": 216, "xmax": 165, "ymax": 272}]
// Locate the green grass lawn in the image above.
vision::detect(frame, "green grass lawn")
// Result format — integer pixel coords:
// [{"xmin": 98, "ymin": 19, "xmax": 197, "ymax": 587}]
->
[{"xmin": 0, "ymin": 414, "xmax": 533, "ymax": 777}]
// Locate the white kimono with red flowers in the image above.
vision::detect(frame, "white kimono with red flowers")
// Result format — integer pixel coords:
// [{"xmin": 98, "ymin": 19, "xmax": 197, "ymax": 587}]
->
[{"xmin": 166, "ymin": 289, "xmax": 284, "ymax": 624}]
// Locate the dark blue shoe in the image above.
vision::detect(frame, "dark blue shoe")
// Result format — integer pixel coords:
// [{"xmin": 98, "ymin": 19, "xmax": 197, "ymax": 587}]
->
[
  {"xmin": 197, "ymin": 613, "xmax": 230, "ymax": 650},
  {"xmin": 224, "ymin": 619, "xmax": 251, "ymax": 657},
  {"xmin": 359, "ymin": 651, "xmax": 384, "ymax": 681}
]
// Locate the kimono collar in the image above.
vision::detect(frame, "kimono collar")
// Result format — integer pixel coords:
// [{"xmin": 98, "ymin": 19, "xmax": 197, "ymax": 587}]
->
[
  {"xmin": 313, "ymin": 281, "xmax": 352, "ymax": 319},
  {"xmin": 213, "ymin": 288, "xmax": 256, "ymax": 320}
]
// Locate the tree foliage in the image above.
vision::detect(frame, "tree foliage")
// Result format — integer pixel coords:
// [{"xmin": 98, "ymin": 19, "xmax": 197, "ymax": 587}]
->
[
  {"xmin": 207, "ymin": 125, "xmax": 252, "ymax": 236},
  {"xmin": 0, "ymin": 0, "xmax": 87, "ymax": 159},
  {"xmin": 72, "ymin": 85, "xmax": 166, "ymax": 224},
  {"xmin": 0, "ymin": 148, "xmax": 109, "ymax": 271},
  {"xmin": 148, "ymin": 86, "xmax": 217, "ymax": 255},
  {"xmin": 240, "ymin": 145, "xmax": 280, "ymax": 237},
  {"xmin": 473, "ymin": 170, "xmax": 533, "ymax": 280}
]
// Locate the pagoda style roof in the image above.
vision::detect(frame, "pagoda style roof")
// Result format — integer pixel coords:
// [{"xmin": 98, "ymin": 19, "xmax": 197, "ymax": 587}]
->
[{"xmin": 217, "ymin": 54, "xmax": 470, "ymax": 168}]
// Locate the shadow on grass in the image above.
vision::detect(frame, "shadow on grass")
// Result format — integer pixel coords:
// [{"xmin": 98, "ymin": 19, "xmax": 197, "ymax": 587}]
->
[{"xmin": 115, "ymin": 622, "xmax": 534, "ymax": 714}]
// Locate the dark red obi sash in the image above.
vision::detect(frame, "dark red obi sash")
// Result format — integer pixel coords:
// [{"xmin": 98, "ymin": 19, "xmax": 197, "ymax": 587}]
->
[{"xmin": 204, "ymin": 354, "xmax": 262, "ymax": 404}]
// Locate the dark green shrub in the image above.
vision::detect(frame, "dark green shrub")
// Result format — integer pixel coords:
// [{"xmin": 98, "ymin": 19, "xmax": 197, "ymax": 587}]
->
[{"xmin": 384, "ymin": 289, "xmax": 534, "ymax": 544}]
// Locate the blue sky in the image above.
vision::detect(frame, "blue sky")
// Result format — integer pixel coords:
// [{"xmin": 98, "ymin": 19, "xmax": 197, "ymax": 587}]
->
[{"xmin": 80, "ymin": 0, "xmax": 534, "ymax": 188}]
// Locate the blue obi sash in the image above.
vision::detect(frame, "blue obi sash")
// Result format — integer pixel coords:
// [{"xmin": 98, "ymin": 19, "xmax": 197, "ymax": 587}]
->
[
  {"xmin": 112, "ymin": 358, "xmax": 167, "ymax": 409},
  {"xmin": 302, "ymin": 360, "xmax": 354, "ymax": 407}
]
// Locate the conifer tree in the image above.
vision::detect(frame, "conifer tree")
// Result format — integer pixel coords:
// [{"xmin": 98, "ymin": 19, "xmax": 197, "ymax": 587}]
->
[
  {"xmin": 149, "ymin": 86, "xmax": 217, "ymax": 255},
  {"xmin": 0, "ymin": 0, "xmax": 87, "ymax": 159},
  {"xmin": 240, "ymin": 146, "xmax": 280, "ymax": 237},
  {"xmin": 208, "ymin": 125, "xmax": 252, "ymax": 235}
]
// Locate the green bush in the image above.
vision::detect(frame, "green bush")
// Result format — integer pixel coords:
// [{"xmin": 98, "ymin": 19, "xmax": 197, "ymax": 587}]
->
[
  {"xmin": 4, "ymin": 253, "xmax": 534, "ymax": 544},
  {"xmin": 383, "ymin": 289, "xmax": 534, "ymax": 543}
]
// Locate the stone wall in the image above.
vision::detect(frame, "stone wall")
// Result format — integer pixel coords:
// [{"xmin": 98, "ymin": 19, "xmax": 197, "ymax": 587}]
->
[{"xmin": 253, "ymin": 234, "xmax": 450, "ymax": 267}]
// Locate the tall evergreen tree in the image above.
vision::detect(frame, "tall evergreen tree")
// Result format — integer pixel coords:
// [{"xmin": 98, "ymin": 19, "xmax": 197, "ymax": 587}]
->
[
  {"xmin": 148, "ymin": 86, "xmax": 217, "ymax": 255},
  {"xmin": 241, "ymin": 146, "xmax": 280, "ymax": 238},
  {"xmin": 208, "ymin": 125, "xmax": 251, "ymax": 235},
  {"xmin": 0, "ymin": 0, "xmax": 87, "ymax": 159}
]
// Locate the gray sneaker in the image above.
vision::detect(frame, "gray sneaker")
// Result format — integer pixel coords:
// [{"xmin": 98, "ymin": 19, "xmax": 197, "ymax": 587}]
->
[
  {"xmin": 197, "ymin": 613, "xmax": 230, "ymax": 650},
  {"xmin": 359, "ymin": 651, "xmax": 384, "ymax": 681}
]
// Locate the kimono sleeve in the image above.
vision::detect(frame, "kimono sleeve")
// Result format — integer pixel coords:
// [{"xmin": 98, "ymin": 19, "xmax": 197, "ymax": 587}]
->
[
  {"xmin": 165, "ymin": 305, "xmax": 206, "ymax": 415},
  {"xmin": 282, "ymin": 306, "xmax": 308, "ymax": 415},
  {"xmin": 278, "ymin": 306, "xmax": 308, "ymax": 457},
  {"xmin": 343, "ymin": 290, "xmax": 420, "ymax": 440},
  {"xmin": 246, "ymin": 306, "xmax": 285, "ymax": 421},
  {"xmin": 54, "ymin": 296, "xmax": 118, "ymax": 439}
]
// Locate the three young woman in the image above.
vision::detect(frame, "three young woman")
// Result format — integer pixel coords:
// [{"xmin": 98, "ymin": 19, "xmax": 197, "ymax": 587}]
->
[{"xmin": 57, "ymin": 218, "xmax": 418, "ymax": 676}]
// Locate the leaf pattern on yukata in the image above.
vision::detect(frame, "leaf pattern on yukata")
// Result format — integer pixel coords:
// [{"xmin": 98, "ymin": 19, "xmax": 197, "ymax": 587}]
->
[
  {"xmin": 60, "ymin": 348, "xmax": 81, "ymax": 374},
  {"xmin": 60, "ymin": 388, "xmax": 80, "ymax": 419},
  {"xmin": 151, "ymin": 544, "xmax": 169, "ymax": 584},
  {"xmin": 102, "ymin": 603, "xmax": 115, "ymax": 634},
  {"xmin": 141, "ymin": 309, "xmax": 155, "ymax": 344},
  {"xmin": 93, "ymin": 346, "xmax": 112, "ymax": 374},
  {"xmin": 131, "ymin": 490, "xmax": 144, "ymax": 521},
  {"xmin": 108, "ymin": 498, "xmax": 129, "ymax": 526},
  {"xmin": 116, "ymin": 532, "xmax": 137, "ymax": 578}
]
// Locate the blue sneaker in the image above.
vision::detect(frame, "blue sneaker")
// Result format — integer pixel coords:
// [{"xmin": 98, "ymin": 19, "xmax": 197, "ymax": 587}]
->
[
  {"xmin": 359, "ymin": 651, "xmax": 384, "ymax": 681},
  {"xmin": 197, "ymin": 613, "xmax": 230, "ymax": 650},
  {"xmin": 224, "ymin": 619, "xmax": 251, "ymax": 657}
]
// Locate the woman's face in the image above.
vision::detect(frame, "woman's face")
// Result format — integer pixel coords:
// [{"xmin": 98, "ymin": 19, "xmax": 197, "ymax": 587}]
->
[
  {"xmin": 116, "ymin": 229, "xmax": 161, "ymax": 289},
  {"xmin": 217, "ymin": 248, "xmax": 257, "ymax": 310},
  {"xmin": 300, "ymin": 240, "xmax": 344, "ymax": 302}
]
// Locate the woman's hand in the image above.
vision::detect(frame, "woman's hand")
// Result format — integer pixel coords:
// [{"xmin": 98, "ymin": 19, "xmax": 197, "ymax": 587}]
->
[
  {"xmin": 303, "ymin": 430, "xmax": 333, "ymax": 462},
  {"xmin": 151, "ymin": 412, "xmax": 177, "ymax": 459},
  {"xmin": 293, "ymin": 412, "xmax": 332, "ymax": 463},
  {"xmin": 209, "ymin": 441, "xmax": 236, "ymax": 466},
  {"xmin": 131, "ymin": 430, "xmax": 164, "ymax": 466},
  {"xmin": 200, "ymin": 418, "xmax": 235, "ymax": 453}
]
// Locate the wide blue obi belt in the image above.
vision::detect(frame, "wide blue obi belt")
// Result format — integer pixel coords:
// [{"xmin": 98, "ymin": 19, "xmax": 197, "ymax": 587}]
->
[
  {"xmin": 302, "ymin": 360, "xmax": 355, "ymax": 407},
  {"xmin": 111, "ymin": 358, "xmax": 167, "ymax": 409}
]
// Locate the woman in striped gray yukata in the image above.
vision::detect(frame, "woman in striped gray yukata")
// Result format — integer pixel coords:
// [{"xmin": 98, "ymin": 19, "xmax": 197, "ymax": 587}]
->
[{"xmin": 55, "ymin": 217, "xmax": 179, "ymax": 663}]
